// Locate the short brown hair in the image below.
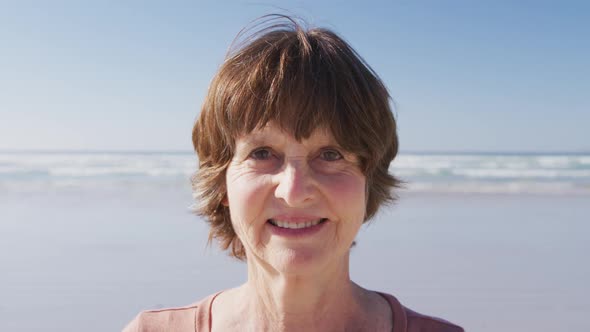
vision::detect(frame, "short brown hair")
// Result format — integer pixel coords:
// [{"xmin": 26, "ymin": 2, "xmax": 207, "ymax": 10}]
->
[{"xmin": 192, "ymin": 15, "xmax": 400, "ymax": 260}]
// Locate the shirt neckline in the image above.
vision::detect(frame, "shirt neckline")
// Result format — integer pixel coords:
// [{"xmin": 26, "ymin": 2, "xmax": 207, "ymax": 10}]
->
[{"xmin": 201, "ymin": 290, "xmax": 407, "ymax": 332}]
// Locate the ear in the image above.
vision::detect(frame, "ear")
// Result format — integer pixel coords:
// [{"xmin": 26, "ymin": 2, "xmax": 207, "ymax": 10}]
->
[{"xmin": 221, "ymin": 196, "xmax": 229, "ymax": 207}]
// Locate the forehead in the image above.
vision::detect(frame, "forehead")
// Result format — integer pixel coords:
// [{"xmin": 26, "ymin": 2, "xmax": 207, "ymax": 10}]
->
[{"xmin": 236, "ymin": 122, "xmax": 338, "ymax": 147}]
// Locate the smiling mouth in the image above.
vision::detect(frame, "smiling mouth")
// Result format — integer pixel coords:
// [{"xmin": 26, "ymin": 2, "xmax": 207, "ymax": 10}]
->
[{"xmin": 268, "ymin": 218, "xmax": 328, "ymax": 229}]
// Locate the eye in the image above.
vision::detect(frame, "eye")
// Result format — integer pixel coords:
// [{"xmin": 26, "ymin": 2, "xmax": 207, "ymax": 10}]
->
[
  {"xmin": 319, "ymin": 149, "xmax": 343, "ymax": 161},
  {"xmin": 249, "ymin": 147, "xmax": 273, "ymax": 160}
]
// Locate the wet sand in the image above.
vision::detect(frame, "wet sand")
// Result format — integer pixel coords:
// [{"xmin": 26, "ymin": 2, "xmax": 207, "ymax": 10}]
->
[{"xmin": 1, "ymin": 185, "xmax": 588, "ymax": 331}]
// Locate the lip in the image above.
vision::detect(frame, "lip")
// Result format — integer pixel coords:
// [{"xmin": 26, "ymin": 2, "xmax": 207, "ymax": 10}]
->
[
  {"xmin": 269, "ymin": 215, "xmax": 326, "ymax": 223},
  {"xmin": 266, "ymin": 217, "xmax": 329, "ymax": 237}
]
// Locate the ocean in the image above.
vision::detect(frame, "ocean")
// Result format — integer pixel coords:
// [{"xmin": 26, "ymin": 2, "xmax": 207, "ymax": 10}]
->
[
  {"xmin": 1, "ymin": 151, "xmax": 589, "ymax": 331},
  {"xmin": 1, "ymin": 151, "xmax": 589, "ymax": 194}
]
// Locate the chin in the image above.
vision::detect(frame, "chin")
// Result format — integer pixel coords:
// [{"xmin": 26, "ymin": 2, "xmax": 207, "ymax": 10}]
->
[{"xmin": 263, "ymin": 246, "xmax": 339, "ymax": 277}]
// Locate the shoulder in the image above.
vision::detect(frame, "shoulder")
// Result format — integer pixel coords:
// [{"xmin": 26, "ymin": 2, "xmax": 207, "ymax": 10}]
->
[
  {"xmin": 376, "ymin": 292, "xmax": 464, "ymax": 332},
  {"xmin": 122, "ymin": 303, "xmax": 199, "ymax": 332},
  {"xmin": 122, "ymin": 292, "xmax": 222, "ymax": 332},
  {"xmin": 404, "ymin": 306, "xmax": 464, "ymax": 332}
]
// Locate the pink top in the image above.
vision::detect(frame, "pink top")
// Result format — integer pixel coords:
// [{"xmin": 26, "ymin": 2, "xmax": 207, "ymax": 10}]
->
[{"xmin": 123, "ymin": 291, "xmax": 463, "ymax": 332}]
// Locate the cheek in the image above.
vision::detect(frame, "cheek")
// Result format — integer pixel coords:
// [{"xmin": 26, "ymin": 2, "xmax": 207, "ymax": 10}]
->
[
  {"xmin": 226, "ymin": 171, "xmax": 272, "ymax": 221},
  {"xmin": 319, "ymin": 173, "xmax": 366, "ymax": 216}
]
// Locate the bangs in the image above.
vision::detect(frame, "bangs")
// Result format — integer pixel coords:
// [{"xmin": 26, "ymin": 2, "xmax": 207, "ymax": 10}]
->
[{"xmin": 219, "ymin": 26, "xmax": 386, "ymax": 165}]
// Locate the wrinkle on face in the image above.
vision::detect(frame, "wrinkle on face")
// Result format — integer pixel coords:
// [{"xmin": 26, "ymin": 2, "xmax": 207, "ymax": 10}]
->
[{"xmin": 225, "ymin": 122, "xmax": 367, "ymax": 274}]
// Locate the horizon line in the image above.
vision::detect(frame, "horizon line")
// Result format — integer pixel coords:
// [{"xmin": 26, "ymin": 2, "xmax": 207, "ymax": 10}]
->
[{"xmin": 1, "ymin": 148, "xmax": 589, "ymax": 155}]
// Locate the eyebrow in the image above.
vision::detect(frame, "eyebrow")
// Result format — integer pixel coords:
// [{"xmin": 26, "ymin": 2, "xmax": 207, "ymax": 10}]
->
[
  {"xmin": 234, "ymin": 136, "xmax": 274, "ymax": 156},
  {"xmin": 235, "ymin": 130, "xmax": 346, "ymax": 155},
  {"xmin": 237, "ymin": 135, "xmax": 271, "ymax": 147}
]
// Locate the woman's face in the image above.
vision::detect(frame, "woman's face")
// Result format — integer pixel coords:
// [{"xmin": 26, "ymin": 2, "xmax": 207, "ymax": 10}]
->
[{"xmin": 225, "ymin": 122, "xmax": 366, "ymax": 275}]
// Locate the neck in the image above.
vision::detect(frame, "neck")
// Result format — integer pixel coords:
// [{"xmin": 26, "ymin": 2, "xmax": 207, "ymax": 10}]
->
[{"xmin": 234, "ymin": 254, "xmax": 365, "ymax": 331}]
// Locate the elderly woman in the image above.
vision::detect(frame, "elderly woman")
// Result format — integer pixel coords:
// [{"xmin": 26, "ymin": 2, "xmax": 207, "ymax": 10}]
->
[{"xmin": 124, "ymin": 15, "xmax": 463, "ymax": 332}]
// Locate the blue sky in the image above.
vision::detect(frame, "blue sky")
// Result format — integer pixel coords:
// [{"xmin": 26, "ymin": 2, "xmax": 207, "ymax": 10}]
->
[{"xmin": 1, "ymin": 0, "xmax": 588, "ymax": 152}]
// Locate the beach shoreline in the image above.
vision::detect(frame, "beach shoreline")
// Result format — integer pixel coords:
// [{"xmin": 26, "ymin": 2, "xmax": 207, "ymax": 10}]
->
[{"xmin": 1, "ymin": 186, "xmax": 588, "ymax": 331}]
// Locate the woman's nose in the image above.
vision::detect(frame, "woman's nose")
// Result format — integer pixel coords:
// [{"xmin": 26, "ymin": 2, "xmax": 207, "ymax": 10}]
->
[{"xmin": 274, "ymin": 160, "xmax": 317, "ymax": 207}]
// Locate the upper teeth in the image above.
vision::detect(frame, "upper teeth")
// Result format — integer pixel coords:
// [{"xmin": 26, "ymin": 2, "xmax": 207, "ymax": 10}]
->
[{"xmin": 271, "ymin": 219, "xmax": 322, "ymax": 229}]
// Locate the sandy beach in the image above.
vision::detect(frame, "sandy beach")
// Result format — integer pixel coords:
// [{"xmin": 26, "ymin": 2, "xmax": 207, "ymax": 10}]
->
[{"xmin": 1, "ymin": 180, "xmax": 588, "ymax": 331}]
